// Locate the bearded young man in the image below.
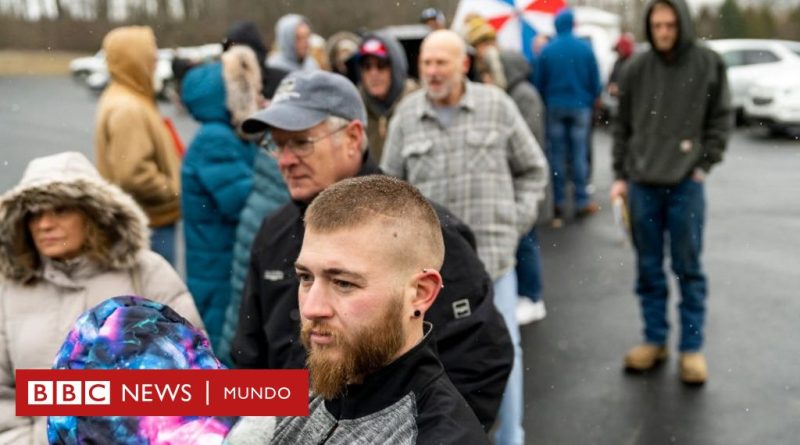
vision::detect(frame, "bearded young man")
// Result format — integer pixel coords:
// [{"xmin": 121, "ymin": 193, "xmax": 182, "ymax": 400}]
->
[
  {"xmin": 231, "ymin": 70, "xmax": 512, "ymax": 431},
  {"xmin": 259, "ymin": 176, "xmax": 488, "ymax": 444}
]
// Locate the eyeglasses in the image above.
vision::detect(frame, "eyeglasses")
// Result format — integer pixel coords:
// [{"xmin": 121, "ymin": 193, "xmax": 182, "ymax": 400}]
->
[{"xmin": 261, "ymin": 124, "xmax": 349, "ymax": 158}]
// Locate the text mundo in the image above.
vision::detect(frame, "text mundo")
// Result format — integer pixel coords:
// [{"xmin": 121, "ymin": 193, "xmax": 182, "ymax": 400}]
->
[{"xmin": 16, "ymin": 369, "xmax": 310, "ymax": 416}]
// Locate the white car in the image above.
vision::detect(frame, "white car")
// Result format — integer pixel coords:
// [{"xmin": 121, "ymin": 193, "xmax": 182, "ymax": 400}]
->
[
  {"xmin": 744, "ymin": 64, "xmax": 800, "ymax": 134},
  {"xmin": 706, "ymin": 39, "xmax": 800, "ymax": 122},
  {"xmin": 70, "ymin": 49, "xmax": 176, "ymax": 98},
  {"xmin": 69, "ymin": 51, "xmax": 107, "ymax": 80}
]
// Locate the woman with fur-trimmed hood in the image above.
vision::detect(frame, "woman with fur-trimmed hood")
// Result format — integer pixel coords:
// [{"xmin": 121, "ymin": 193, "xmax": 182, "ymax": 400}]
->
[
  {"xmin": 0, "ymin": 151, "xmax": 202, "ymax": 445},
  {"xmin": 179, "ymin": 45, "xmax": 262, "ymax": 351}
]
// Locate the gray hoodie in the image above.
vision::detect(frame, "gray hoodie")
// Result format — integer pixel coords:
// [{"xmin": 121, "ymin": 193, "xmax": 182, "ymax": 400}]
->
[
  {"xmin": 612, "ymin": 0, "xmax": 732, "ymax": 185},
  {"xmin": 267, "ymin": 14, "xmax": 319, "ymax": 72},
  {"xmin": 498, "ymin": 50, "xmax": 545, "ymax": 147},
  {"xmin": 358, "ymin": 31, "xmax": 418, "ymax": 162}
]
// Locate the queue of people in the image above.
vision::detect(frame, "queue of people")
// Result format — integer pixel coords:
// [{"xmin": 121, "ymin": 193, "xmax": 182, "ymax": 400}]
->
[{"xmin": 0, "ymin": 1, "xmax": 731, "ymax": 443}]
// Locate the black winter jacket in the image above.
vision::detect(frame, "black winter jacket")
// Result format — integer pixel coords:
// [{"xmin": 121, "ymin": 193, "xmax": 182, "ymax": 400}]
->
[
  {"xmin": 231, "ymin": 154, "xmax": 513, "ymax": 431},
  {"xmin": 270, "ymin": 324, "xmax": 490, "ymax": 445}
]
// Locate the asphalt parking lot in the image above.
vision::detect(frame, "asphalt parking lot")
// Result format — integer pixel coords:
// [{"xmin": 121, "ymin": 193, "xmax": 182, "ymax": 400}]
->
[{"xmin": 2, "ymin": 76, "xmax": 799, "ymax": 445}]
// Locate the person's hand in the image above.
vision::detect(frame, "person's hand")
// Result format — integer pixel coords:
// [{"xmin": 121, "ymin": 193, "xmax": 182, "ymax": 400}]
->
[
  {"xmin": 610, "ymin": 180, "xmax": 627, "ymax": 201},
  {"xmin": 692, "ymin": 168, "xmax": 706, "ymax": 182}
]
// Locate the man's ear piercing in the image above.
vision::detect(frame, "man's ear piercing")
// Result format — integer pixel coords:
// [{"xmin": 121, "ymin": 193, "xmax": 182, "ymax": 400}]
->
[{"xmin": 413, "ymin": 310, "xmax": 421, "ymax": 317}]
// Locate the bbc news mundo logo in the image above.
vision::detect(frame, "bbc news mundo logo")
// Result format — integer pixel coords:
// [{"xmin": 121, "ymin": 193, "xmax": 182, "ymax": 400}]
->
[
  {"xmin": 28, "ymin": 380, "xmax": 111, "ymax": 405},
  {"xmin": 17, "ymin": 369, "xmax": 309, "ymax": 416}
]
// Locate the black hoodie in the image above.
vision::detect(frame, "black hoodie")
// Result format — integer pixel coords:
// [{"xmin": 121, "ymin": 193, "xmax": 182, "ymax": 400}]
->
[{"xmin": 612, "ymin": 0, "xmax": 732, "ymax": 185}]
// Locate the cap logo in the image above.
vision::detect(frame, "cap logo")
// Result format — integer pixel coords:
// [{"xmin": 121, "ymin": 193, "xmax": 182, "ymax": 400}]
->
[{"xmin": 273, "ymin": 78, "xmax": 300, "ymax": 104}]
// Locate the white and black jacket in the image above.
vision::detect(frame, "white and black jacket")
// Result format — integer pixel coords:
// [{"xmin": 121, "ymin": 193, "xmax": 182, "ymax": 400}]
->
[{"xmin": 270, "ymin": 324, "xmax": 490, "ymax": 445}]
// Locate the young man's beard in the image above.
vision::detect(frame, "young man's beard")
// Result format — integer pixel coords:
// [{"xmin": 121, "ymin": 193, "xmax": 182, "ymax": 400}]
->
[{"xmin": 301, "ymin": 295, "xmax": 405, "ymax": 400}]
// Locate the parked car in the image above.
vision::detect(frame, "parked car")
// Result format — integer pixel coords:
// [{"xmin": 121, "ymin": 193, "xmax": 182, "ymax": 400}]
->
[
  {"xmin": 743, "ymin": 64, "xmax": 800, "ymax": 135},
  {"xmin": 69, "ymin": 44, "xmax": 221, "ymax": 100},
  {"xmin": 69, "ymin": 50, "xmax": 106, "ymax": 80},
  {"xmin": 706, "ymin": 39, "xmax": 800, "ymax": 123}
]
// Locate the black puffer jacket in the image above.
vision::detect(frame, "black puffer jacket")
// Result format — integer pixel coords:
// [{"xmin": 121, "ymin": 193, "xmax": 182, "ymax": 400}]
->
[
  {"xmin": 231, "ymin": 154, "xmax": 513, "ymax": 431},
  {"xmin": 270, "ymin": 324, "xmax": 490, "ymax": 445}
]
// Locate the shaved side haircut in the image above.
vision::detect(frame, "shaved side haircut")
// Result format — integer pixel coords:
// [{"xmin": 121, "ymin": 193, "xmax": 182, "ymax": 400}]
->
[{"xmin": 304, "ymin": 176, "xmax": 445, "ymax": 271}]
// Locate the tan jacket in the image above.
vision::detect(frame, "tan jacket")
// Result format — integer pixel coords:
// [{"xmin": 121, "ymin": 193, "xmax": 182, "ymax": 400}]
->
[{"xmin": 94, "ymin": 26, "xmax": 181, "ymax": 227}]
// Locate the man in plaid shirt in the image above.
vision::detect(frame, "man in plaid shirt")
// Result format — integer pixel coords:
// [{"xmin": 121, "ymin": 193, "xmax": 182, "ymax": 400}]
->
[{"xmin": 381, "ymin": 29, "xmax": 548, "ymax": 445}]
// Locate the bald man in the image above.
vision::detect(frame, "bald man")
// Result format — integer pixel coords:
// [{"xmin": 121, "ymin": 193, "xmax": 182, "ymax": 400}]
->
[{"xmin": 381, "ymin": 30, "xmax": 548, "ymax": 445}]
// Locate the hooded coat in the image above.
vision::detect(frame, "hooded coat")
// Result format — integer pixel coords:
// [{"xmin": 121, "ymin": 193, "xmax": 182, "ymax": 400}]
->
[
  {"xmin": 358, "ymin": 31, "xmax": 419, "ymax": 163},
  {"xmin": 216, "ymin": 147, "xmax": 289, "ymax": 366},
  {"xmin": 0, "ymin": 152, "xmax": 202, "ymax": 445},
  {"xmin": 48, "ymin": 296, "xmax": 236, "ymax": 445},
  {"xmin": 534, "ymin": 9, "xmax": 602, "ymax": 109},
  {"xmin": 498, "ymin": 50, "xmax": 545, "ymax": 146},
  {"xmin": 180, "ymin": 46, "xmax": 261, "ymax": 350},
  {"xmin": 94, "ymin": 26, "xmax": 182, "ymax": 228},
  {"xmin": 223, "ymin": 21, "xmax": 289, "ymax": 100},
  {"xmin": 612, "ymin": 0, "xmax": 731, "ymax": 184},
  {"xmin": 267, "ymin": 14, "xmax": 320, "ymax": 73}
]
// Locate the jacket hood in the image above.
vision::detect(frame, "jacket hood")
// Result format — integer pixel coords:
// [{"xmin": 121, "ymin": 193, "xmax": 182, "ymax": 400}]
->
[
  {"xmin": 0, "ymin": 152, "xmax": 149, "ymax": 283},
  {"xmin": 499, "ymin": 50, "xmax": 531, "ymax": 91},
  {"xmin": 555, "ymin": 8, "xmax": 574, "ymax": 35},
  {"xmin": 273, "ymin": 14, "xmax": 308, "ymax": 67},
  {"xmin": 47, "ymin": 296, "xmax": 236, "ymax": 445},
  {"xmin": 326, "ymin": 31, "xmax": 361, "ymax": 75},
  {"xmin": 103, "ymin": 26, "xmax": 157, "ymax": 99},
  {"xmin": 359, "ymin": 31, "xmax": 409, "ymax": 116},
  {"xmin": 645, "ymin": 0, "xmax": 695, "ymax": 58},
  {"xmin": 181, "ymin": 45, "xmax": 262, "ymax": 132},
  {"xmin": 224, "ymin": 20, "xmax": 267, "ymax": 65}
]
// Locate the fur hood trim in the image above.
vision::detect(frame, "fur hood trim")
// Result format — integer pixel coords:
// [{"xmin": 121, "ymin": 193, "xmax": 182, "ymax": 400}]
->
[
  {"xmin": 0, "ymin": 152, "xmax": 149, "ymax": 283},
  {"xmin": 222, "ymin": 45, "xmax": 263, "ymax": 137}
]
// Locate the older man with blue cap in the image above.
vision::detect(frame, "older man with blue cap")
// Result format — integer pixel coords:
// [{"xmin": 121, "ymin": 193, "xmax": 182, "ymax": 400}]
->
[{"xmin": 231, "ymin": 70, "xmax": 514, "ymax": 432}]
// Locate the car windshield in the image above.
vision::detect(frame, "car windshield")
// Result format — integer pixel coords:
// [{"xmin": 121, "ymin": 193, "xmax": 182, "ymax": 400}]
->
[{"xmin": 781, "ymin": 42, "xmax": 800, "ymax": 58}]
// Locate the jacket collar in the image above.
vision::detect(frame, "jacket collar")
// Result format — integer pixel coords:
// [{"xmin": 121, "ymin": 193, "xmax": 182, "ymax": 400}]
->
[
  {"xmin": 323, "ymin": 322, "xmax": 444, "ymax": 420},
  {"xmin": 40, "ymin": 256, "xmax": 101, "ymax": 290},
  {"xmin": 418, "ymin": 80, "xmax": 476, "ymax": 121}
]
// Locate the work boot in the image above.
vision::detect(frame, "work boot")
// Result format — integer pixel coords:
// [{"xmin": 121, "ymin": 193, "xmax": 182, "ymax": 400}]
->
[
  {"xmin": 576, "ymin": 202, "xmax": 601, "ymax": 218},
  {"xmin": 624, "ymin": 344, "xmax": 667, "ymax": 371},
  {"xmin": 680, "ymin": 352, "xmax": 708, "ymax": 384},
  {"xmin": 552, "ymin": 207, "xmax": 565, "ymax": 228}
]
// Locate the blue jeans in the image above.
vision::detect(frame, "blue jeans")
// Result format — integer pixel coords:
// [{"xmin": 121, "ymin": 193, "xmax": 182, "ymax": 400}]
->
[
  {"xmin": 628, "ymin": 178, "xmax": 707, "ymax": 352},
  {"xmin": 493, "ymin": 269, "xmax": 524, "ymax": 445},
  {"xmin": 546, "ymin": 107, "xmax": 593, "ymax": 209},
  {"xmin": 515, "ymin": 229, "xmax": 542, "ymax": 303},
  {"xmin": 150, "ymin": 223, "xmax": 177, "ymax": 266}
]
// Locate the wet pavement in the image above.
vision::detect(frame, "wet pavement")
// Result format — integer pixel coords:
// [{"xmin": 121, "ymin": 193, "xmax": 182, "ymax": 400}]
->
[{"xmin": 2, "ymin": 76, "xmax": 799, "ymax": 444}]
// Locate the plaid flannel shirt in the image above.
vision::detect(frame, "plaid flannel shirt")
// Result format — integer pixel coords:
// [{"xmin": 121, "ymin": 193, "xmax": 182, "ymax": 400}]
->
[{"xmin": 381, "ymin": 81, "xmax": 549, "ymax": 280}]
